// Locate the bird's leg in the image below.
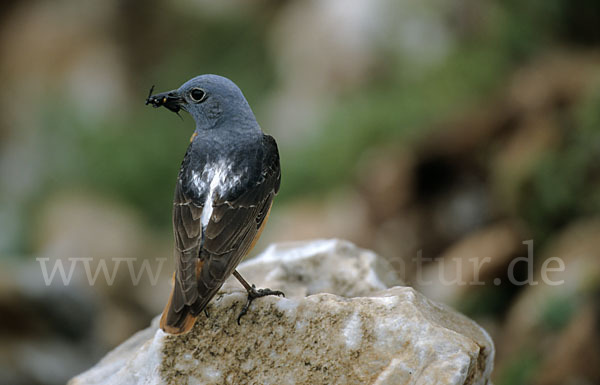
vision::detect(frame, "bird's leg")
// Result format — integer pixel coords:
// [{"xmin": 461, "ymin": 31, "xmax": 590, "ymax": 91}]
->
[{"xmin": 232, "ymin": 270, "xmax": 284, "ymax": 325}]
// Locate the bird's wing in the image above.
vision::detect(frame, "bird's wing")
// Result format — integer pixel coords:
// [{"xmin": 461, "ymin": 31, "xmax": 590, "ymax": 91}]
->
[
  {"xmin": 170, "ymin": 180, "xmax": 203, "ymax": 312},
  {"xmin": 165, "ymin": 135, "xmax": 280, "ymax": 329}
]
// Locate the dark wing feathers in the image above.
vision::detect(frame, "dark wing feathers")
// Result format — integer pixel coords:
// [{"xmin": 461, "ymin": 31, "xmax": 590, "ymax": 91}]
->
[
  {"xmin": 203, "ymin": 189, "xmax": 271, "ymax": 255},
  {"xmin": 170, "ymin": 181, "xmax": 205, "ymax": 316},
  {"xmin": 162, "ymin": 134, "xmax": 280, "ymax": 332}
]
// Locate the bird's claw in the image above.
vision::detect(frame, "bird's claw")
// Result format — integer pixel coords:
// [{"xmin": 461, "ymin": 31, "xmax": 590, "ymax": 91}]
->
[{"xmin": 237, "ymin": 285, "xmax": 285, "ymax": 325}]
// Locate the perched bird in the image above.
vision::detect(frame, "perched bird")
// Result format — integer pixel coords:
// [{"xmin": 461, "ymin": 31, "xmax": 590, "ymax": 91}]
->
[{"xmin": 146, "ymin": 75, "xmax": 283, "ymax": 335}]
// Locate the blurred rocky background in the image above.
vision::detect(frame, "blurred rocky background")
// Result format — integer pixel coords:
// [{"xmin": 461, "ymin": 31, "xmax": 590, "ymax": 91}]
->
[{"xmin": 0, "ymin": 0, "xmax": 599, "ymax": 384}]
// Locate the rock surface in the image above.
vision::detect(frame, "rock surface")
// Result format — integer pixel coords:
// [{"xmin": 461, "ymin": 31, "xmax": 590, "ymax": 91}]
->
[
  {"xmin": 222, "ymin": 239, "xmax": 403, "ymax": 298},
  {"xmin": 70, "ymin": 239, "xmax": 494, "ymax": 385}
]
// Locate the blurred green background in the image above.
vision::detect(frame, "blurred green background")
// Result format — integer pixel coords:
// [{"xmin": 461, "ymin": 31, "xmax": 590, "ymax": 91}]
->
[{"xmin": 1, "ymin": 0, "xmax": 599, "ymax": 384}]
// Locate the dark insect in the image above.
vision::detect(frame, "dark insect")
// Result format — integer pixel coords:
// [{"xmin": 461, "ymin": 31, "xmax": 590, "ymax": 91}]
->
[
  {"xmin": 145, "ymin": 85, "xmax": 183, "ymax": 120},
  {"xmin": 145, "ymin": 85, "xmax": 155, "ymax": 105}
]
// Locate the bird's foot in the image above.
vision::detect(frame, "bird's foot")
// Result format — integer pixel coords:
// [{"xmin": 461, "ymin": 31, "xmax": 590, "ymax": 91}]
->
[{"xmin": 237, "ymin": 284, "xmax": 285, "ymax": 325}]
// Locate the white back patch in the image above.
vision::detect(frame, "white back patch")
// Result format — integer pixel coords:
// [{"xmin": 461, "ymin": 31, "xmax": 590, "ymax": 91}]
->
[{"xmin": 190, "ymin": 161, "xmax": 243, "ymax": 228}]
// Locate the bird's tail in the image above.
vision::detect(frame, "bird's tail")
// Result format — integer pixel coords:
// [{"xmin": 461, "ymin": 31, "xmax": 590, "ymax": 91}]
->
[{"xmin": 159, "ymin": 274, "xmax": 199, "ymax": 335}]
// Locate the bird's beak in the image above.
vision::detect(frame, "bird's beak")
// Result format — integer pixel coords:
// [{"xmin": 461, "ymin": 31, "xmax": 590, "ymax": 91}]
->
[{"xmin": 145, "ymin": 86, "xmax": 184, "ymax": 113}]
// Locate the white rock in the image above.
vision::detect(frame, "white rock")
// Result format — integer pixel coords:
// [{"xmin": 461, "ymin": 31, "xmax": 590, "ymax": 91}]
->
[
  {"xmin": 70, "ymin": 239, "xmax": 494, "ymax": 385},
  {"xmin": 223, "ymin": 239, "xmax": 402, "ymax": 298}
]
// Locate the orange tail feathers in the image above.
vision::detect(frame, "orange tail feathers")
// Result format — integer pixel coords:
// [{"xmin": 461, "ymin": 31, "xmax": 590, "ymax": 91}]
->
[{"xmin": 159, "ymin": 276, "xmax": 199, "ymax": 335}]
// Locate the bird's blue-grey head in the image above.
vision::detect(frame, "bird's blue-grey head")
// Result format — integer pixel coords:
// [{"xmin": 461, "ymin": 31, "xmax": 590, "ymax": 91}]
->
[{"xmin": 146, "ymin": 75, "xmax": 259, "ymax": 132}]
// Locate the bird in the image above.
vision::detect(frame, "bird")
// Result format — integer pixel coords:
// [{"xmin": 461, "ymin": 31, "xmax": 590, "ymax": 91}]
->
[{"xmin": 145, "ymin": 74, "xmax": 283, "ymax": 335}]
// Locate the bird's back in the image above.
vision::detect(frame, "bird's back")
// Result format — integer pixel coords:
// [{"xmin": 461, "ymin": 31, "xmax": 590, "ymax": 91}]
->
[{"xmin": 160, "ymin": 132, "xmax": 280, "ymax": 334}]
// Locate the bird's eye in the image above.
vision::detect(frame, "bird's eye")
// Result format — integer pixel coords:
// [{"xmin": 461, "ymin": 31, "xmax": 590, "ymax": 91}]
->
[{"xmin": 190, "ymin": 88, "xmax": 207, "ymax": 102}]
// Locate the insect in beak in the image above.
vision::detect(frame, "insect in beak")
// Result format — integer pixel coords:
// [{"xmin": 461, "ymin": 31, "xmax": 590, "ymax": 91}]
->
[{"xmin": 145, "ymin": 86, "xmax": 184, "ymax": 119}]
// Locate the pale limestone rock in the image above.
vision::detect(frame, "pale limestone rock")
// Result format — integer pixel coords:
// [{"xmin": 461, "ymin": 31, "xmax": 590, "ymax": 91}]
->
[
  {"xmin": 70, "ymin": 240, "xmax": 494, "ymax": 385},
  {"xmin": 223, "ymin": 239, "xmax": 402, "ymax": 298}
]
